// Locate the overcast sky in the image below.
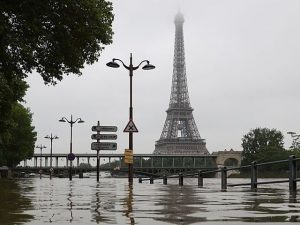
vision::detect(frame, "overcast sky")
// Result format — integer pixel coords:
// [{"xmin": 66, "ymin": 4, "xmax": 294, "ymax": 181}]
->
[{"xmin": 25, "ymin": 0, "xmax": 300, "ymax": 156}]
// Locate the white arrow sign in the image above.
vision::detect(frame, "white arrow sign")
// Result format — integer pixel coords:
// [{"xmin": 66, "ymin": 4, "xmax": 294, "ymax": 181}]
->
[
  {"xmin": 91, "ymin": 142, "xmax": 117, "ymax": 150},
  {"xmin": 91, "ymin": 134, "xmax": 117, "ymax": 140},
  {"xmin": 92, "ymin": 126, "xmax": 117, "ymax": 132}
]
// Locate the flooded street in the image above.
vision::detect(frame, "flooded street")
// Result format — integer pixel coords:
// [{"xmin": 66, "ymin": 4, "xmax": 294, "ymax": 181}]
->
[{"xmin": 0, "ymin": 176, "xmax": 299, "ymax": 224}]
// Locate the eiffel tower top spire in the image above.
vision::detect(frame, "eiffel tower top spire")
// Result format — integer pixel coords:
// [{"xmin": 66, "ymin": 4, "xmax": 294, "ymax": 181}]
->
[
  {"xmin": 153, "ymin": 13, "xmax": 208, "ymax": 155},
  {"xmin": 169, "ymin": 12, "xmax": 191, "ymax": 110},
  {"xmin": 174, "ymin": 11, "xmax": 184, "ymax": 24}
]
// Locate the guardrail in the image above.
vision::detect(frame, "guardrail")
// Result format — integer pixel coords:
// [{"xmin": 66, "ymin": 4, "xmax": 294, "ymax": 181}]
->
[{"xmin": 139, "ymin": 155, "xmax": 299, "ymax": 192}]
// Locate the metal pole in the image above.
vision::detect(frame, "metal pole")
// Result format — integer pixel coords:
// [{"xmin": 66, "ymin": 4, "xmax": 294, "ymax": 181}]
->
[
  {"xmin": 198, "ymin": 170, "xmax": 203, "ymax": 187},
  {"xmin": 150, "ymin": 176, "xmax": 154, "ymax": 184},
  {"xmin": 128, "ymin": 53, "xmax": 134, "ymax": 184},
  {"xmin": 289, "ymin": 155, "xmax": 297, "ymax": 192},
  {"xmin": 50, "ymin": 134, "xmax": 53, "ymax": 168},
  {"xmin": 69, "ymin": 115, "xmax": 73, "ymax": 181},
  {"xmin": 251, "ymin": 161, "xmax": 257, "ymax": 190},
  {"xmin": 40, "ymin": 148, "xmax": 42, "ymax": 168},
  {"xmin": 163, "ymin": 175, "xmax": 167, "ymax": 185},
  {"xmin": 179, "ymin": 172, "xmax": 183, "ymax": 186},
  {"xmin": 97, "ymin": 150, "xmax": 100, "ymax": 182},
  {"xmin": 221, "ymin": 167, "xmax": 227, "ymax": 190},
  {"xmin": 50, "ymin": 134, "xmax": 53, "ymax": 179}
]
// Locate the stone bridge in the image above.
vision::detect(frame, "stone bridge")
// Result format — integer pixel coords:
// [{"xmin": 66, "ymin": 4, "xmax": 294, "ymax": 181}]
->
[{"xmin": 213, "ymin": 149, "xmax": 242, "ymax": 167}]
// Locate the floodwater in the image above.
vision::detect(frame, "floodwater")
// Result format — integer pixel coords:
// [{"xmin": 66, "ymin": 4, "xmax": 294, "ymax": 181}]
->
[{"xmin": 0, "ymin": 175, "xmax": 299, "ymax": 225}]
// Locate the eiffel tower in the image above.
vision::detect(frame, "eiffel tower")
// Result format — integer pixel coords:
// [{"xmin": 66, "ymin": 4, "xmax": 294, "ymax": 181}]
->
[{"xmin": 153, "ymin": 12, "xmax": 209, "ymax": 155}]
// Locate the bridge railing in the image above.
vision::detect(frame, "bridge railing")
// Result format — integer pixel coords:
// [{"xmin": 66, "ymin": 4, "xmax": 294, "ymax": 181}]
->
[{"xmin": 139, "ymin": 155, "xmax": 299, "ymax": 192}]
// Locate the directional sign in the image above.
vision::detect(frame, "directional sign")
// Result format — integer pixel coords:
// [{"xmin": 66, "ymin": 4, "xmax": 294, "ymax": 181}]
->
[
  {"xmin": 91, "ymin": 142, "xmax": 117, "ymax": 150},
  {"xmin": 91, "ymin": 134, "xmax": 117, "ymax": 140},
  {"xmin": 92, "ymin": 126, "xmax": 117, "ymax": 132},
  {"xmin": 123, "ymin": 120, "xmax": 138, "ymax": 133}
]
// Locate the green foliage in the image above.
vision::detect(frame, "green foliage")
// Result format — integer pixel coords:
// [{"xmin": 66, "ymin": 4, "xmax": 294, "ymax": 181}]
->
[
  {"xmin": 0, "ymin": 75, "xmax": 28, "ymax": 165},
  {"xmin": 241, "ymin": 128, "xmax": 288, "ymax": 170},
  {"xmin": 0, "ymin": 0, "xmax": 114, "ymax": 84},
  {"xmin": 0, "ymin": 103, "xmax": 37, "ymax": 167},
  {"xmin": 0, "ymin": 0, "xmax": 114, "ymax": 167}
]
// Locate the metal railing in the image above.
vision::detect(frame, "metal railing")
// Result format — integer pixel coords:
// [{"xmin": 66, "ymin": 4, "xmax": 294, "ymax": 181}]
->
[{"xmin": 139, "ymin": 155, "xmax": 299, "ymax": 193}]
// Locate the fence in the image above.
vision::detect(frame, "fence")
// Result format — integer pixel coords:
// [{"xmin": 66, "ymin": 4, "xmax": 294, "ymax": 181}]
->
[{"xmin": 139, "ymin": 155, "xmax": 299, "ymax": 192}]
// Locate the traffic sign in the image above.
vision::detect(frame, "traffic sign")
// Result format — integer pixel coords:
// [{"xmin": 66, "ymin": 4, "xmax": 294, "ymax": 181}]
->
[
  {"xmin": 91, "ymin": 142, "xmax": 117, "ymax": 150},
  {"xmin": 123, "ymin": 120, "xmax": 138, "ymax": 133},
  {"xmin": 91, "ymin": 134, "xmax": 117, "ymax": 140},
  {"xmin": 92, "ymin": 126, "xmax": 117, "ymax": 132},
  {"xmin": 68, "ymin": 153, "xmax": 76, "ymax": 161}
]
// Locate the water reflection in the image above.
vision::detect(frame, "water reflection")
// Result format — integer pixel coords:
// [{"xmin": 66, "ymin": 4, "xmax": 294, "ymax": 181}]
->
[
  {"xmin": 67, "ymin": 182, "xmax": 74, "ymax": 223},
  {"xmin": 123, "ymin": 184, "xmax": 135, "ymax": 224},
  {"xmin": 1, "ymin": 178, "xmax": 300, "ymax": 224},
  {"xmin": 0, "ymin": 179, "xmax": 34, "ymax": 224},
  {"xmin": 154, "ymin": 184, "xmax": 207, "ymax": 224},
  {"xmin": 90, "ymin": 181, "xmax": 117, "ymax": 224},
  {"xmin": 239, "ymin": 188, "xmax": 300, "ymax": 222}
]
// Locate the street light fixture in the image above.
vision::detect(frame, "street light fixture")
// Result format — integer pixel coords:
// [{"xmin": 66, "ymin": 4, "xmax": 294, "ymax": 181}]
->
[
  {"xmin": 106, "ymin": 53, "xmax": 155, "ymax": 184},
  {"xmin": 44, "ymin": 133, "xmax": 59, "ymax": 178},
  {"xmin": 59, "ymin": 115, "xmax": 84, "ymax": 181}
]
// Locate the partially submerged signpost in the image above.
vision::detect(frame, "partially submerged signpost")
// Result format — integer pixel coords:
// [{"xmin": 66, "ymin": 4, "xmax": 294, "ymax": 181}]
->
[{"xmin": 91, "ymin": 121, "xmax": 117, "ymax": 182}]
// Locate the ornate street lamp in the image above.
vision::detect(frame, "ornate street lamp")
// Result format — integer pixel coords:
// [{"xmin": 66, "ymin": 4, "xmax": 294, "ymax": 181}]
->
[
  {"xmin": 36, "ymin": 144, "xmax": 47, "ymax": 168},
  {"xmin": 59, "ymin": 115, "xmax": 84, "ymax": 180},
  {"xmin": 45, "ymin": 133, "xmax": 59, "ymax": 178},
  {"xmin": 107, "ymin": 53, "xmax": 155, "ymax": 184}
]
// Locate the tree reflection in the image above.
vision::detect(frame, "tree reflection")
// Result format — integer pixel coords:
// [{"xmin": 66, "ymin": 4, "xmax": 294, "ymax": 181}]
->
[
  {"xmin": 241, "ymin": 188, "xmax": 299, "ymax": 222},
  {"xmin": 0, "ymin": 179, "xmax": 34, "ymax": 224}
]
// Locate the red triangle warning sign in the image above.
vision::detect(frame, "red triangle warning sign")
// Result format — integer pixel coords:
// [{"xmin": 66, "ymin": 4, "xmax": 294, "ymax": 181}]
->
[{"xmin": 124, "ymin": 120, "xmax": 138, "ymax": 133}]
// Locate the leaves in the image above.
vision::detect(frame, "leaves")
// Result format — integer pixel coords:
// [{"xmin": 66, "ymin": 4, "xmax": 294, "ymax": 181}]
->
[
  {"xmin": 0, "ymin": 0, "xmax": 114, "ymax": 84},
  {"xmin": 0, "ymin": 103, "xmax": 37, "ymax": 167},
  {"xmin": 241, "ymin": 128, "xmax": 286, "ymax": 166}
]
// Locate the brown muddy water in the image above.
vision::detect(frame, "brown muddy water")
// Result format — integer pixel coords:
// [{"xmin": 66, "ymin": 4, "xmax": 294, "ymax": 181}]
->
[{"xmin": 0, "ymin": 175, "xmax": 299, "ymax": 225}]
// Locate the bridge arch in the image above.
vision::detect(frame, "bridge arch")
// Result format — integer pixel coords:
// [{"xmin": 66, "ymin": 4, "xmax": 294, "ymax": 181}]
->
[
  {"xmin": 213, "ymin": 149, "xmax": 242, "ymax": 167},
  {"xmin": 224, "ymin": 158, "xmax": 239, "ymax": 167}
]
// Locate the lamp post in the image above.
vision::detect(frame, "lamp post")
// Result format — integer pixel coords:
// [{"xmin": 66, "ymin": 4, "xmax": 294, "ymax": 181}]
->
[
  {"xmin": 107, "ymin": 53, "xmax": 155, "ymax": 184},
  {"xmin": 36, "ymin": 144, "xmax": 47, "ymax": 168},
  {"xmin": 45, "ymin": 133, "xmax": 58, "ymax": 178},
  {"xmin": 59, "ymin": 115, "xmax": 84, "ymax": 181}
]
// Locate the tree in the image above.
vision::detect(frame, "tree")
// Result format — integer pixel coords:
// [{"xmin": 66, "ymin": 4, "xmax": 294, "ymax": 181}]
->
[
  {"xmin": 0, "ymin": 75, "xmax": 28, "ymax": 164},
  {"xmin": 0, "ymin": 103, "xmax": 37, "ymax": 168},
  {"xmin": 241, "ymin": 128, "xmax": 286, "ymax": 166},
  {"xmin": 0, "ymin": 0, "xmax": 113, "ymax": 165},
  {"xmin": 0, "ymin": 0, "xmax": 114, "ymax": 84}
]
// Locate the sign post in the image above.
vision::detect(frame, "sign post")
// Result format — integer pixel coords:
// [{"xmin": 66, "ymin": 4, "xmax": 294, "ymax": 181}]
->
[{"xmin": 91, "ymin": 121, "xmax": 118, "ymax": 182}]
